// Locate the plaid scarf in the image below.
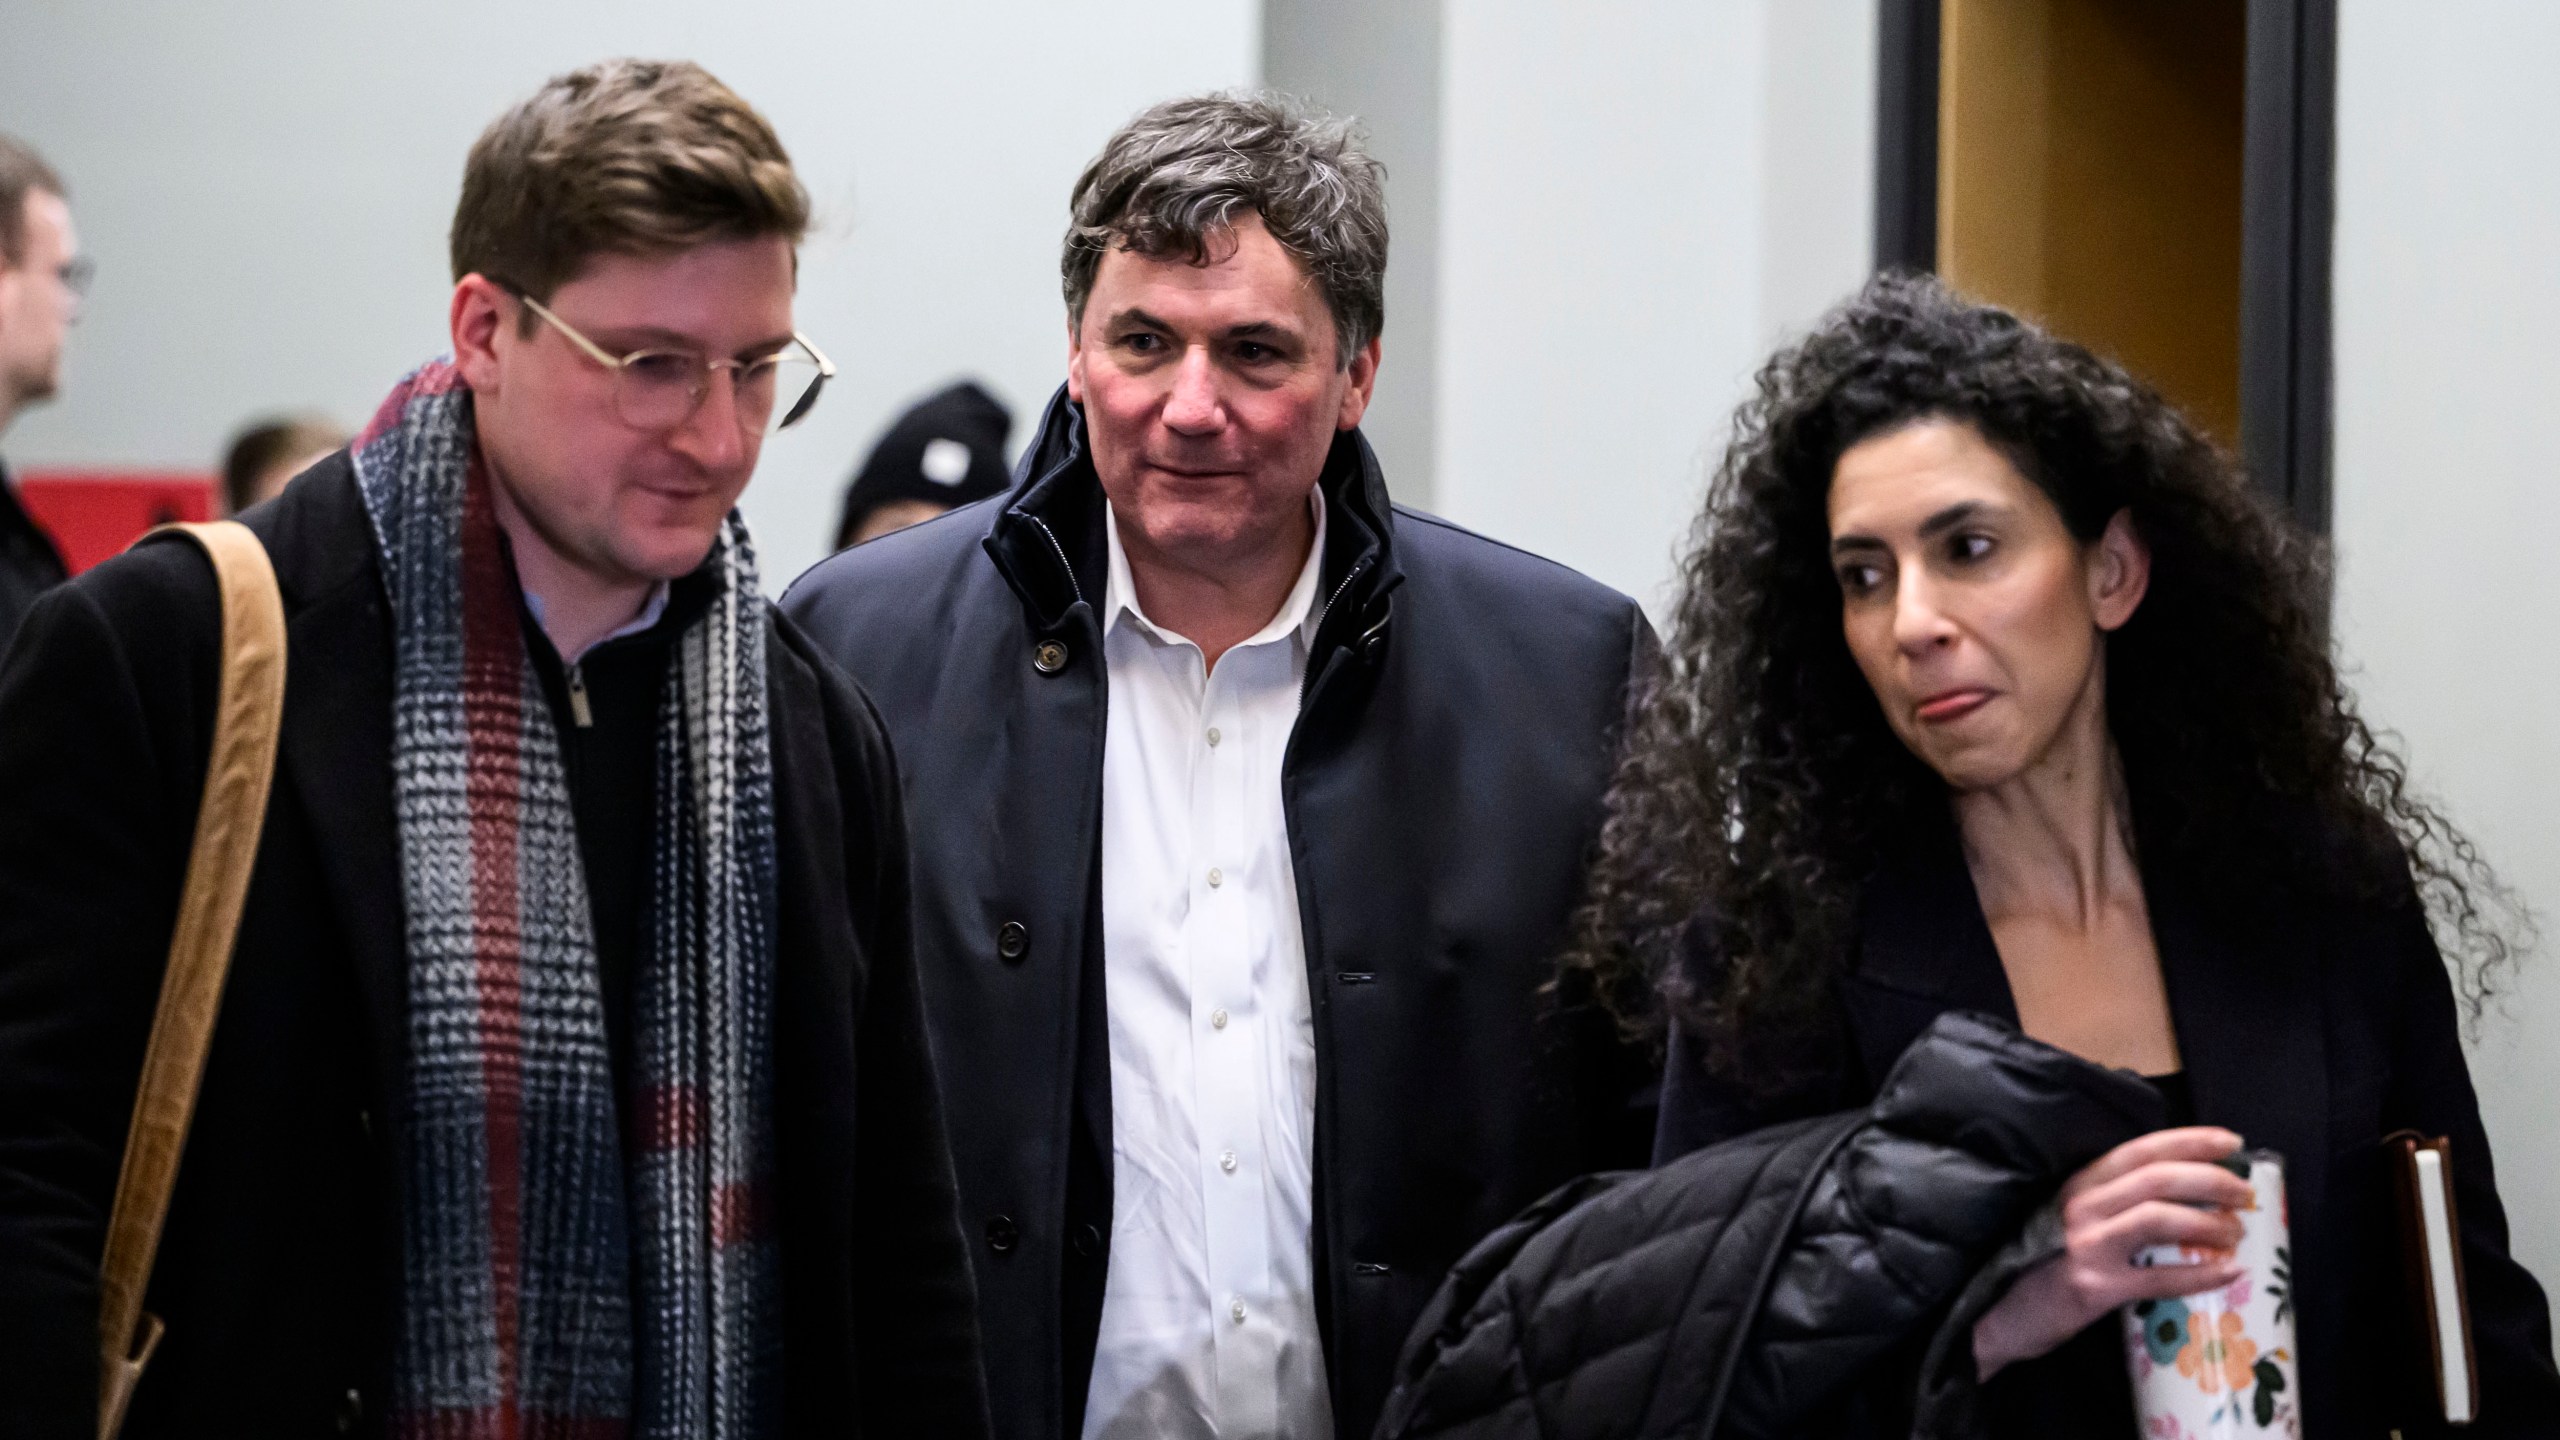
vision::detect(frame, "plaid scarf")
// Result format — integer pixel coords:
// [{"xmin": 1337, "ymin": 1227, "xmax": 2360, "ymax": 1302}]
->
[{"xmin": 352, "ymin": 359, "xmax": 781, "ymax": 1439}]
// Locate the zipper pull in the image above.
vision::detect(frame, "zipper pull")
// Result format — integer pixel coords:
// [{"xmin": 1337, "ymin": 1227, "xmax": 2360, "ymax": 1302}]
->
[{"xmin": 565, "ymin": 662, "xmax": 593, "ymax": 728}]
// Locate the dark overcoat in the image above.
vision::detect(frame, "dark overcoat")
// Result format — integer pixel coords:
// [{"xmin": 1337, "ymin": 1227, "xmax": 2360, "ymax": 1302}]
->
[
  {"xmin": 782, "ymin": 390, "xmax": 1660, "ymax": 1439},
  {"xmin": 0, "ymin": 463, "xmax": 70, "ymax": 660},
  {"xmin": 0, "ymin": 454, "xmax": 990, "ymax": 1438},
  {"xmin": 1658, "ymin": 819, "xmax": 2560, "ymax": 1438}
]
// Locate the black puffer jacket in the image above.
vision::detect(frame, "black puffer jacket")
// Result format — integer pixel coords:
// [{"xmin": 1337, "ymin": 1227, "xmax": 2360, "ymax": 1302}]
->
[{"xmin": 1373, "ymin": 1013, "xmax": 2164, "ymax": 1440}]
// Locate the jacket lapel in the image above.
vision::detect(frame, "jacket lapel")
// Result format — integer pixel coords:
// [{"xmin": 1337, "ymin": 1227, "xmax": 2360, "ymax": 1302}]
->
[
  {"xmin": 1845, "ymin": 820, "xmax": 2335, "ymax": 1273},
  {"xmin": 1842, "ymin": 822, "xmax": 2019, "ymax": 1088},
  {"xmin": 2148, "ymin": 874, "xmax": 2331, "ymax": 1252}
]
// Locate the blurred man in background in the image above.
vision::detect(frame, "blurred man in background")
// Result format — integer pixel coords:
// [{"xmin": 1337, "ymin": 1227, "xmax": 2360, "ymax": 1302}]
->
[
  {"xmin": 219, "ymin": 414, "xmax": 346, "ymax": 515},
  {"xmin": 0, "ymin": 60, "xmax": 986, "ymax": 1437},
  {"xmin": 0, "ymin": 134, "xmax": 79, "ymax": 657},
  {"xmin": 833, "ymin": 379, "xmax": 1013, "ymax": 548},
  {"xmin": 788, "ymin": 92, "xmax": 1656, "ymax": 1440}
]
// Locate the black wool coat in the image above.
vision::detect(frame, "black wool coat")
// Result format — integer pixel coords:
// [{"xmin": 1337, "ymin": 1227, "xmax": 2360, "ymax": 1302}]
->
[
  {"xmin": 0, "ymin": 463, "xmax": 69, "ymax": 661},
  {"xmin": 1659, "ymin": 820, "xmax": 2560, "ymax": 1439},
  {"xmin": 782, "ymin": 389, "xmax": 1661, "ymax": 1440},
  {"xmin": 0, "ymin": 455, "xmax": 991, "ymax": 1438}
]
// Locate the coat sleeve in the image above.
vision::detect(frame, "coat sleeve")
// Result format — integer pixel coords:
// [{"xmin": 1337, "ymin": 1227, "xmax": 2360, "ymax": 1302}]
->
[
  {"xmin": 0, "ymin": 568, "xmax": 209, "ymax": 1438},
  {"xmin": 2376, "ymin": 894, "xmax": 2560, "ymax": 1432},
  {"xmin": 819, "ymin": 662, "xmax": 995, "ymax": 1438}
]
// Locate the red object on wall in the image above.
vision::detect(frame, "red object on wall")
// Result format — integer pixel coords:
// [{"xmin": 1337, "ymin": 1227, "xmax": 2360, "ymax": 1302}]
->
[{"xmin": 14, "ymin": 471, "xmax": 216, "ymax": 575}]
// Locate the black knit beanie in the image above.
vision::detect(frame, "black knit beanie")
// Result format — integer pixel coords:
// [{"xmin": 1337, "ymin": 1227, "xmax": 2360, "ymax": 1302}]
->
[{"xmin": 833, "ymin": 380, "xmax": 1014, "ymax": 549}]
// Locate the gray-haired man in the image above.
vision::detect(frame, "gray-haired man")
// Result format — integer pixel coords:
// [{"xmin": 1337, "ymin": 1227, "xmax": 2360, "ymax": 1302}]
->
[{"xmin": 785, "ymin": 92, "xmax": 1655, "ymax": 1440}]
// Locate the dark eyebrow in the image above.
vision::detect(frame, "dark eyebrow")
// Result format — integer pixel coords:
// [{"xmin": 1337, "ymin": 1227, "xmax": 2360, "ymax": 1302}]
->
[
  {"xmin": 1830, "ymin": 500, "xmax": 2002, "ymax": 556},
  {"xmin": 1105, "ymin": 308, "xmax": 1302, "ymax": 346},
  {"xmin": 1108, "ymin": 306, "xmax": 1174, "ymax": 334},
  {"xmin": 1917, "ymin": 500, "xmax": 1995, "ymax": 538}
]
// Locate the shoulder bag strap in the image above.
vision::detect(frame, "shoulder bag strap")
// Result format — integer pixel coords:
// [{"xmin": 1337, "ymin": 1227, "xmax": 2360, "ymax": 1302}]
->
[{"xmin": 95, "ymin": 520, "xmax": 287, "ymax": 1440}]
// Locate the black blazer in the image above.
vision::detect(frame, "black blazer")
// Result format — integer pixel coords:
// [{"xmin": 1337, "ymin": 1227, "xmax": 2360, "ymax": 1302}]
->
[
  {"xmin": 1658, "ymin": 821, "xmax": 2560, "ymax": 1438},
  {"xmin": 0, "ymin": 456, "xmax": 990, "ymax": 1437},
  {"xmin": 783, "ymin": 389, "xmax": 1660, "ymax": 1440}
]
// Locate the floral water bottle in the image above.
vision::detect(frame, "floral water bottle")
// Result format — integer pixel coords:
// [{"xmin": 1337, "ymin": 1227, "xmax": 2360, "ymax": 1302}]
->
[{"xmin": 2121, "ymin": 1149, "xmax": 2299, "ymax": 1438}]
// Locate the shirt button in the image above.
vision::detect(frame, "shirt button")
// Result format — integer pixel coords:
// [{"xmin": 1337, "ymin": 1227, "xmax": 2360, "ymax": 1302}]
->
[
  {"xmin": 1220, "ymin": 1150, "xmax": 1238, "ymax": 1173},
  {"xmin": 1231, "ymin": 1298, "xmax": 1248, "ymax": 1324},
  {"xmin": 1210, "ymin": 1008, "xmax": 1229, "ymax": 1030},
  {"xmin": 1207, "ymin": 867, "xmax": 1223, "ymax": 888},
  {"xmin": 1206, "ymin": 726, "xmax": 1222, "ymax": 747}
]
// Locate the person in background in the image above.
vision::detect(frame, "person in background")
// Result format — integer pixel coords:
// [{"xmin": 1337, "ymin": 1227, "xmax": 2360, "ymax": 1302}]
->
[
  {"xmin": 0, "ymin": 133, "xmax": 80, "ymax": 657},
  {"xmin": 786, "ymin": 92, "xmax": 1657, "ymax": 1440},
  {"xmin": 1561, "ymin": 273, "xmax": 2559, "ymax": 1436},
  {"xmin": 0, "ymin": 59, "xmax": 987, "ymax": 1437},
  {"xmin": 832, "ymin": 379, "xmax": 1012, "ymax": 548},
  {"xmin": 219, "ymin": 414, "xmax": 346, "ymax": 515}
]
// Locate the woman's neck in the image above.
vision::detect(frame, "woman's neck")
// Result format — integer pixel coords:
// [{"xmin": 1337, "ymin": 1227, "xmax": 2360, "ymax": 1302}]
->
[{"xmin": 1952, "ymin": 664, "xmax": 2140, "ymax": 932}]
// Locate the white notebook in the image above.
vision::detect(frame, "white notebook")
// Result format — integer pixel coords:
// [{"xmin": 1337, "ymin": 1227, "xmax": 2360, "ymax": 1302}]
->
[{"xmin": 2394, "ymin": 1132, "xmax": 2477, "ymax": 1426}]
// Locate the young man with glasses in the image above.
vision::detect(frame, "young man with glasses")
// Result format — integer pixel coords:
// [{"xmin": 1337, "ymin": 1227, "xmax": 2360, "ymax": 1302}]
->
[
  {"xmin": 0, "ymin": 60, "xmax": 987, "ymax": 1438},
  {"xmin": 0, "ymin": 133, "xmax": 81, "ymax": 658}
]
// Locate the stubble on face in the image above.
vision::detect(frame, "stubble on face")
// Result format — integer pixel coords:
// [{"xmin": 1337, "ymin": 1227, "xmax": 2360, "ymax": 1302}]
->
[{"xmin": 1066, "ymin": 212, "xmax": 1374, "ymax": 588}]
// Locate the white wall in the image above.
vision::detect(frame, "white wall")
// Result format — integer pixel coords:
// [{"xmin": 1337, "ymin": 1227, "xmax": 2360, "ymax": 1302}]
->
[
  {"xmin": 1263, "ymin": 0, "xmax": 1445, "ymax": 510},
  {"xmin": 0, "ymin": 0, "xmax": 1876, "ymax": 611},
  {"xmin": 2333, "ymin": 1, "xmax": 2560, "ymax": 1288},
  {"xmin": 1432, "ymin": 0, "xmax": 1874, "ymax": 616},
  {"xmin": 0, "ymin": 0, "xmax": 1256, "ymax": 585}
]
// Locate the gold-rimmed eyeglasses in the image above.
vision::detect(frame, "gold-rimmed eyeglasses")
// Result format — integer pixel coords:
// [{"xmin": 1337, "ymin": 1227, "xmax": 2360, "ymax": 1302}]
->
[{"xmin": 514, "ymin": 289, "xmax": 834, "ymax": 436}]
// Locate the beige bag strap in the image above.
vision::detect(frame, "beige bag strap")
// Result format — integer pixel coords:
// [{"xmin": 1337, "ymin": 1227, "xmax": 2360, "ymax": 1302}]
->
[{"xmin": 96, "ymin": 520, "xmax": 287, "ymax": 1440}]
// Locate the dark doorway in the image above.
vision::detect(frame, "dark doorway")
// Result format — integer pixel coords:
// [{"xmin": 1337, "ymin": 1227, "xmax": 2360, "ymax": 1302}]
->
[{"xmin": 1873, "ymin": 0, "xmax": 2335, "ymax": 536}]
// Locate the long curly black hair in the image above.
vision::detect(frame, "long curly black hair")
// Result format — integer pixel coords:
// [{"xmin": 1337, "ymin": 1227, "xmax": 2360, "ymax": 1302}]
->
[{"xmin": 1562, "ymin": 273, "xmax": 2521, "ymax": 1073}]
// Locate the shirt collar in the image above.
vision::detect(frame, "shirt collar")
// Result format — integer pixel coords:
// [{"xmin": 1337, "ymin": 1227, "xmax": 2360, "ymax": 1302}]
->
[
  {"xmin": 1103, "ymin": 485, "xmax": 1329, "ymax": 654},
  {"xmin": 524, "ymin": 580, "xmax": 672, "ymax": 663}
]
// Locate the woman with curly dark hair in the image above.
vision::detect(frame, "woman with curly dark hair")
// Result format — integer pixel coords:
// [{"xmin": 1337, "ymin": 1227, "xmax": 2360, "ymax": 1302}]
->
[{"xmin": 1563, "ymin": 274, "xmax": 2559, "ymax": 1435}]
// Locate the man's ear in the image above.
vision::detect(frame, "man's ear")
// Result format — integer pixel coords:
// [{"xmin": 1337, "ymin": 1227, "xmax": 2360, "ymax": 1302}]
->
[
  {"xmin": 2090, "ymin": 508, "xmax": 2152, "ymax": 632},
  {"xmin": 1064, "ymin": 313, "xmax": 1087, "ymax": 405},
  {"xmin": 449, "ymin": 274, "xmax": 512, "ymax": 395},
  {"xmin": 1336, "ymin": 333, "xmax": 1381, "ymax": 431}
]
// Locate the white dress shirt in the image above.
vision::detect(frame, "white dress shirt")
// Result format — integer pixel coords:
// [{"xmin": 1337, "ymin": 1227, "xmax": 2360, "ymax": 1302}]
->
[{"xmin": 1081, "ymin": 490, "xmax": 1335, "ymax": 1440}]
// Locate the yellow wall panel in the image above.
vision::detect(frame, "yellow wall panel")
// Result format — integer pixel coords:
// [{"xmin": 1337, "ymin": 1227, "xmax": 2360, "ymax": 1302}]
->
[{"xmin": 1940, "ymin": 0, "xmax": 2245, "ymax": 444}]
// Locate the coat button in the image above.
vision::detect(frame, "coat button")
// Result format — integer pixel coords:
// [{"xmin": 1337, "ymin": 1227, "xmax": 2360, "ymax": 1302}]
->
[
  {"xmin": 334, "ymin": 1386, "xmax": 364, "ymax": 1433},
  {"xmin": 996, "ymin": 920, "xmax": 1029, "ymax": 962},
  {"xmin": 1073, "ymin": 1223, "xmax": 1103, "ymax": 1257},
  {"xmin": 1033, "ymin": 639, "xmax": 1069, "ymax": 674},
  {"xmin": 985, "ymin": 1214, "xmax": 1019, "ymax": 1253}
]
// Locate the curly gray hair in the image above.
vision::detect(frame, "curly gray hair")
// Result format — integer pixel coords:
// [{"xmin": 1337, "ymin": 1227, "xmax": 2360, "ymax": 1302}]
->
[{"xmin": 1062, "ymin": 91, "xmax": 1387, "ymax": 369}]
